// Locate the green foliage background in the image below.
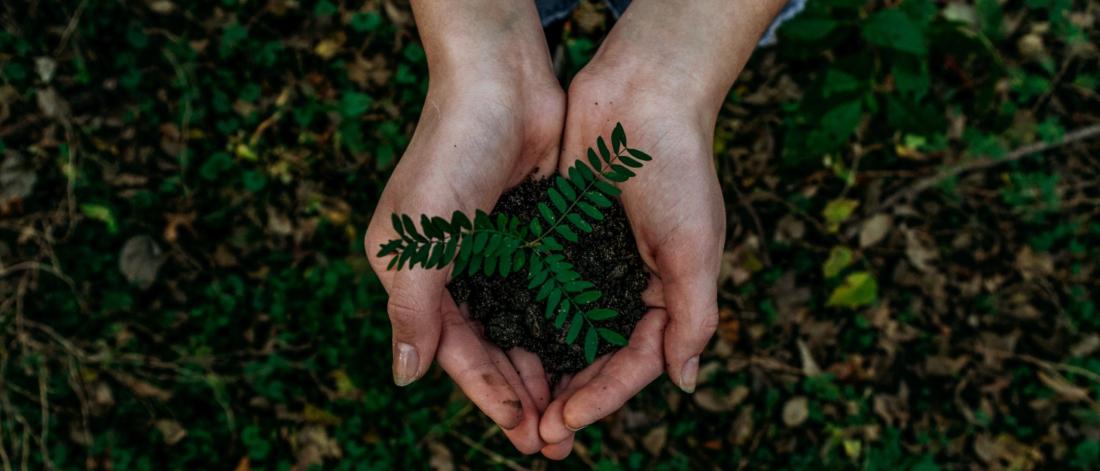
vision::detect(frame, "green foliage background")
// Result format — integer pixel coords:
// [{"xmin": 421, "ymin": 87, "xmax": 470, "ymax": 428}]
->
[{"xmin": 1, "ymin": 0, "xmax": 1098, "ymax": 469}]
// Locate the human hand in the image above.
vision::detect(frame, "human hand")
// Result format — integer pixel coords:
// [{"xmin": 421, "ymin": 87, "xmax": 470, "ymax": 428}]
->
[
  {"xmin": 364, "ymin": 0, "xmax": 565, "ymax": 453},
  {"xmin": 535, "ymin": 67, "xmax": 726, "ymax": 457},
  {"xmin": 534, "ymin": 0, "xmax": 791, "ymax": 457}
]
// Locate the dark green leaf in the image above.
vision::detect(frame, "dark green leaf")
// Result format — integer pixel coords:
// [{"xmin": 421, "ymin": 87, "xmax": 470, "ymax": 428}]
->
[
  {"xmin": 554, "ymin": 301, "xmax": 570, "ymax": 328},
  {"xmin": 420, "ymin": 214, "xmax": 442, "ymax": 239},
  {"xmin": 528, "ymin": 266, "xmax": 549, "ymax": 289},
  {"xmin": 548, "ymin": 188, "xmax": 567, "ymax": 213},
  {"xmin": 441, "ymin": 235, "xmax": 458, "ymax": 266},
  {"xmin": 451, "ymin": 210, "xmax": 471, "ymax": 231},
  {"xmin": 467, "ymin": 252, "xmax": 482, "ymax": 275},
  {"xmin": 567, "ymin": 213, "xmax": 592, "ymax": 233},
  {"xmin": 605, "ymin": 168, "xmax": 629, "ymax": 183},
  {"xmin": 584, "ymin": 327, "xmax": 598, "ymax": 363},
  {"xmin": 586, "ymin": 191, "xmax": 612, "ymax": 208},
  {"xmin": 555, "ymin": 176, "xmax": 576, "ymax": 200},
  {"xmin": 576, "ymin": 160, "xmax": 596, "ymax": 182},
  {"xmin": 587, "ymin": 148, "xmax": 602, "ymax": 171},
  {"xmin": 485, "ymin": 234, "xmax": 502, "ymax": 256},
  {"xmin": 474, "ymin": 209, "xmax": 492, "ymax": 229},
  {"xmin": 427, "ymin": 242, "xmax": 444, "ymax": 267},
  {"xmin": 627, "ymin": 148, "xmax": 653, "ymax": 161},
  {"xmin": 587, "ymin": 308, "xmax": 617, "ymax": 321},
  {"xmin": 512, "ymin": 250, "xmax": 525, "ymax": 272},
  {"xmin": 376, "ymin": 239, "xmax": 402, "ymax": 257},
  {"xmin": 619, "ymin": 155, "xmax": 643, "ymax": 168},
  {"xmin": 862, "ymin": 8, "xmax": 927, "ymax": 55},
  {"xmin": 565, "ymin": 280, "xmax": 595, "ymax": 293},
  {"xmin": 555, "ymin": 269, "xmax": 581, "ymax": 283},
  {"xmin": 555, "ymin": 224, "xmax": 578, "ymax": 242},
  {"xmin": 575, "ymin": 290, "xmax": 601, "ymax": 305},
  {"xmin": 565, "ymin": 313, "xmax": 584, "ymax": 344},
  {"xmin": 414, "ymin": 243, "xmax": 431, "ymax": 266},
  {"xmin": 542, "ymin": 237, "xmax": 563, "ymax": 251},
  {"xmin": 568, "ymin": 166, "xmax": 583, "ymax": 185},
  {"xmin": 431, "ymin": 216, "xmax": 452, "ymax": 235},
  {"xmin": 529, "ymin": 218, "xmax": 543, "ymax": 235},
  {"xmin": 498, "ymin": 249, "xmax": 512, "ymax": 276},
  {"xmin": 482, "ymin": 253, "xmax": 497, "ymax": 276},
  {"xmin": 546, "ymin": 290, "xmax": 561, "ymax": 319},
  {"xmin": 597, "ymin": 136, "xmax": 611, "ymax": 162},
  {"xmin": 391, "ymin": 214, "xmax": 405, "ymax": 237},
  {"xmin": 538, "ymin": 202, "xmax": 556, "ymax": 224},
  {"xmin": 473, "ymin": 232, "xmax": 489, "ymax": 253},
  {"xmin": 398, "ymin": 246, "xmax": 414, "ymax": 269},
  {"xmin": 453, "ymin": 235, "xmax": 473, "ymax": 273},
  {"xmin": 597, "ymin": 328, "xmax": 628, "ymax": 346},
  {"xmin": 593, "ymin": 180, "xmax": 622, "ymax": 197},
  {"xmin": 402, "ymin": 215, "xmax": 425, "ymax": 242},
  {"xmin": 386, "ymin": 255, "xmax": 399, "ymax": 270},
  {"xmin": 530, "ymin": 253, "xmax": 543, "ymax": 272},
  {"xmin": 577, "ymin": 202, "xmax": 605, "ymax": 220},
  {"xmin": 536, "ymin": 279, "xmax": 554, "ymax": 301},
  {"xmin": 611, "ymin": 122, "xmax": 626, "ymax": 153}
]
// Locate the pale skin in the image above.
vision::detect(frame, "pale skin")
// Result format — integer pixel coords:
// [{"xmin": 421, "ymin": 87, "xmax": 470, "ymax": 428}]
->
[{"xmin": 363, "ymin": 0, "xmax": 788, "ymax": 459}]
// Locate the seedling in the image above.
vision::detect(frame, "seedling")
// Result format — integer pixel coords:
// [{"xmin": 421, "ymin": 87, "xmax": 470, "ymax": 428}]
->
[{"xmin": 377, "ymin": 122, "xmax": 652, "ymax": 363}]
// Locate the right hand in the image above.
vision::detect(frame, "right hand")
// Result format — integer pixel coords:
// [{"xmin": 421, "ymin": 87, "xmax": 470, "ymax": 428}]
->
[{"xmin": 364, "ymin": 67, "xmax": 564, "ymax": 453}]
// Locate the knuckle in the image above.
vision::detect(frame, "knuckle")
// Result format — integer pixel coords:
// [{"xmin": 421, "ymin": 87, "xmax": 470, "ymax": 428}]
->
[
  {"xmin": 386, "ymin": 295, "xmax": 435, "ymax": 340},
  {"xmin": 698, "ymin": 310, "xmax": 720, "ymax": 337}
]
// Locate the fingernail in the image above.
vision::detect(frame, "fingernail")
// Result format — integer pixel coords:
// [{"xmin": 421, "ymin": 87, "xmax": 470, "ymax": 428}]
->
[
  {"xmin": 566, "ymin": 423, "xmax": 586, "ymax": 432},
  {"xmin": 393, "ymin": 342, "xmax": 419, "ymax": 387},
  {"xmin": 680, "ymin": 356, "xmax": 699, "ymax": 393}
]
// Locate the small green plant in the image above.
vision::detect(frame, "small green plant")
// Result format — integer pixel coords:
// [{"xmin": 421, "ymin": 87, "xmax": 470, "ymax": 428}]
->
[{"xmin": 376, "ymin": 123, "xmax": 651, "ymax": 362}]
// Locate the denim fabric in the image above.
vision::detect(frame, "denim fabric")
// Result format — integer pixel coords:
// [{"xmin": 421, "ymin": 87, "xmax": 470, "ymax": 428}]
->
[{"xmin": 535, "ymin": 0, "xmax": 807, "ymax": 46}]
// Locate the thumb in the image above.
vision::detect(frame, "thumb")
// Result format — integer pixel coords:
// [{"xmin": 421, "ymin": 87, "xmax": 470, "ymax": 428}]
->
[
  {"xmin": 657, "ymin": 234, "xmax": 720, "ymax": 394},
  {"xmin": 386, "ymin": 268, "xmax": 447, "ymax": 386}
]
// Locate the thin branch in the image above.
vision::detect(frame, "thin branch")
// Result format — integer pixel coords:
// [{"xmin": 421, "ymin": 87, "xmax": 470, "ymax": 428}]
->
[
  {"xmin": 879, "ymin": 123, "xmax": 1100, "ymax": 210},
  {"xmin": 447, "ymin": 430, "xmax": 530, "ymax": 471}
]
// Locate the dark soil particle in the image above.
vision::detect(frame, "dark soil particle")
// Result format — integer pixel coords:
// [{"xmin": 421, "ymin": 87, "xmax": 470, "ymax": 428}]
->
[{"xmin": 448, "ymin": 178, "xmax": 648, "ymax": 376}]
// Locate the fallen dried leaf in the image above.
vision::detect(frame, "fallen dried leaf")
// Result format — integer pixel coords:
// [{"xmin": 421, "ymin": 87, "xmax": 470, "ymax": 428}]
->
[{"xmin": 782, "ymin": 396, "xmax": 809, "ymax": 427}]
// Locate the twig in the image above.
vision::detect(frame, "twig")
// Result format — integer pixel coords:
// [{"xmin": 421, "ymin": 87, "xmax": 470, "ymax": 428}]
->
[
  {"xmin": 728, "ymin": 184, "xmax": 770, "ymax": 266},
  {"xmin": 879, "ymin": 123, "xmax": 1100, "ymax": 210},
  {"xmin": 53, "ymin": 0, "xmax": 88, "ymax": 55},
  {"xmin": 447, "ymin": 430, "xmax": 530, "ymax": 471},
  {"xmin": 36, "ymin": 365, "xmax": 52, "ymax": 470}
]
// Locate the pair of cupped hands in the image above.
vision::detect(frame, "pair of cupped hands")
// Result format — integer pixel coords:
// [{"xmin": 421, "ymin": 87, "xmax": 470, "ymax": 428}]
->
[{"xmin": 364, "ymin": 8, "xmax": 735, "ymax": 457}]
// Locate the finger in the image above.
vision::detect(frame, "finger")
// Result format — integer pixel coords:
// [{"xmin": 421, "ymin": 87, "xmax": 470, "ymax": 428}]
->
[
  {"xmin": 539, "ymin": 355, "xmax": 612, "ymax": 444},
  {"xmin": 385, "ymin": 268, "xmax": 448, "ymax": 386},
  {"xmin": 642, "ymin": 275, "xmax": 665, "ymax": 308},
  {"xmin": 489, "ymin": 348, "xmax": 545, "ymax": 454},
  {"xmin": 436, "ymin": 298, "xmax": 524, "ymax": 430},
  {"xmin": 658, "ymin": 237, "xmax": 721, "ymax": 394},
  {"xmin": 562, "ymin": 309, "xmax": 667, "ymax": 430},
  {"xmin": 508, "ymin": 348, "xmax": 551, "ymax": 412},
  {"xmin": 540, "ymin": 434, "xmax": 574, "ymax": 460}
]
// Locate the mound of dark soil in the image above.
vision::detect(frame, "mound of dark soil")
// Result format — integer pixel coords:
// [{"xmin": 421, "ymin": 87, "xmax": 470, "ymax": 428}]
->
[{"xmin": 448, "ymin": 178, "xmax": 648, "ymax": 375}]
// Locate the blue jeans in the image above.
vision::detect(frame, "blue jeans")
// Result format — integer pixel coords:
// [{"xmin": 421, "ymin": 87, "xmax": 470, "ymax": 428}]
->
[{"xmin": 535, "ymin": 0, "xmax": 806, "ymax": 46}]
